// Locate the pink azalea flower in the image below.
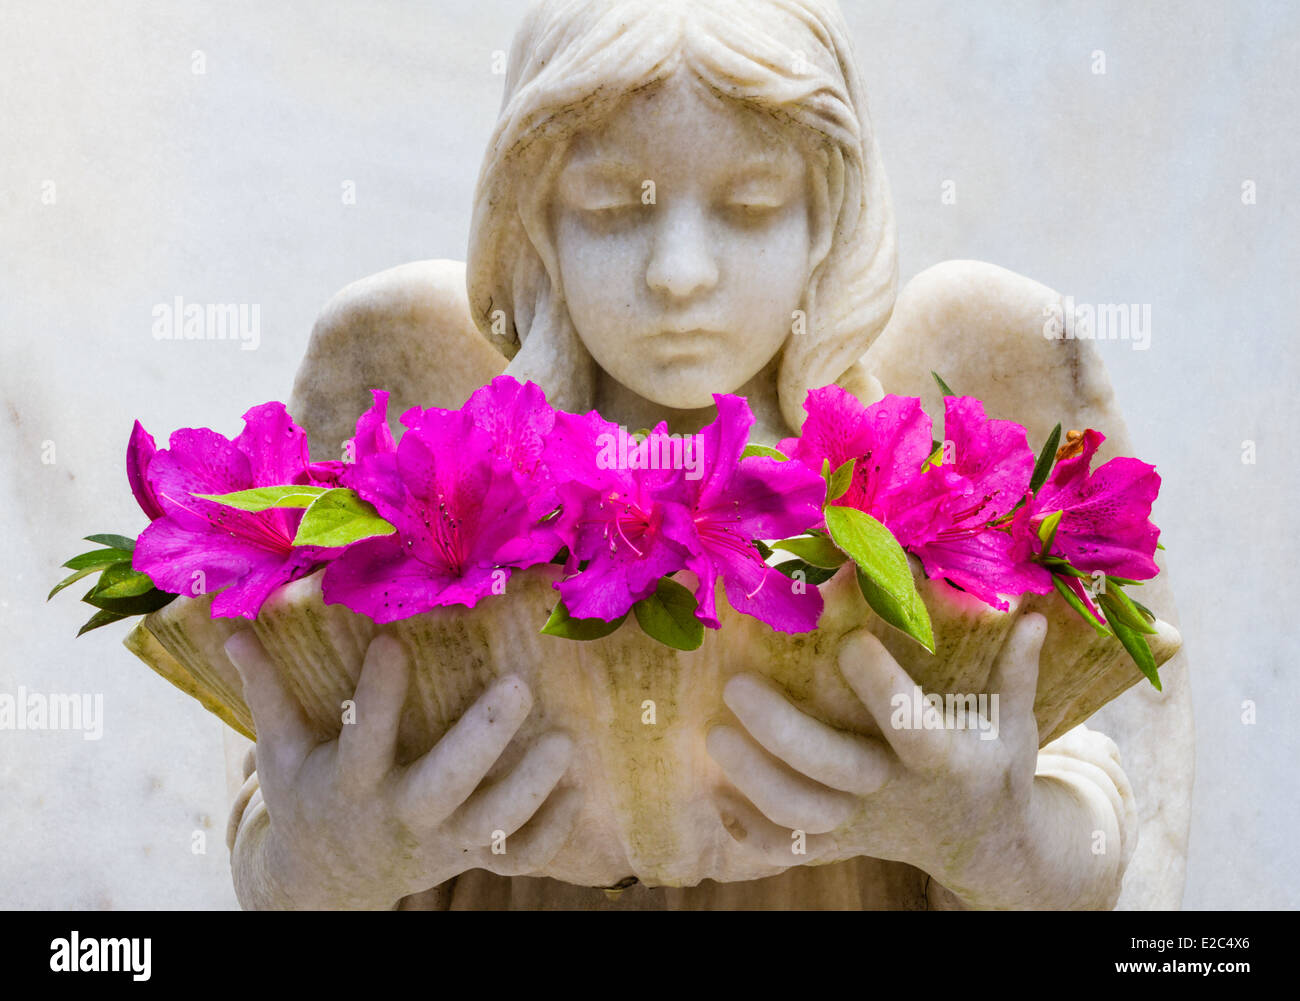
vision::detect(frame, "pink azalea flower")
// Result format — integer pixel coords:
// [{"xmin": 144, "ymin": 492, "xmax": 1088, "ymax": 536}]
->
[
  {"xmin": 450, "ymin": 375, "xmax": 559, "ymax": 522},
  {"xmin": 886, "ymin": 397, "xmax": 1052, "ymax": 610},
  {"xmin": 1011, "ymin": 428, "xmax": 1161, "ymax": 580},
  {"xmin": 126, "ymin": 420, "xmax": 165, "ymax": 521},
  {"xmin": 132, "ymin": 402, "xmax": 344, "ymax": 619},
  {"xmin": 682, "ymin": 395, "xmax": 827, "ymax": 633},
  {"xmin": 780, "ymin": 387, "xmax": 934, "ymax": 522},
  {"xmin": 542, "ymin": 410, "xmax": 695, "ymax": 622},
  {"xmin": 322, "ymin": 401, "xmax": 560, "ymax": 622}
]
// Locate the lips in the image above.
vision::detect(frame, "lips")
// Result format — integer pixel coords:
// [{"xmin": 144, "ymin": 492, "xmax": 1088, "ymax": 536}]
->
[{"xmin": 651, "ymin": 327, "xmax": 726, "ymax": 351}]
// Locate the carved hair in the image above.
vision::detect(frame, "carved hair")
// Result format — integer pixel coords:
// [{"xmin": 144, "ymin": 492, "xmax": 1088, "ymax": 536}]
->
[{"xmin": 467, "ymin": 0, "xmax": 897, "ymax": 432}]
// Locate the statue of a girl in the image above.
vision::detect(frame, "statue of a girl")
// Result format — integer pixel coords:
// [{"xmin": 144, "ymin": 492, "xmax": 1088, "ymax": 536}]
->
[{"xmin": 223, "ymin": 0, "xmax": 1192, "ymax": 909}]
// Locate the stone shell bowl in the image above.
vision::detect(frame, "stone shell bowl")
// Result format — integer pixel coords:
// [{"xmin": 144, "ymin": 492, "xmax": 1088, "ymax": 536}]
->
[{"xmin": 124, "ymin": 563, "xmax": 1180, "ymax": 887}]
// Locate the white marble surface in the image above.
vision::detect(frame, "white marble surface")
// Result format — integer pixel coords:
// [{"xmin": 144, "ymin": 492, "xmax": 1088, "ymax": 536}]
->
[{"xmin": 1, "ymin": 0, "xmax": 1295, "ymax": 908}]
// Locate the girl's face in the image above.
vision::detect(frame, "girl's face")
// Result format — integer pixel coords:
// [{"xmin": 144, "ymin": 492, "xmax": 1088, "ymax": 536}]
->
[{"xmin": 552, "ymin": 74, "xmax": 814, "ymax": 410}]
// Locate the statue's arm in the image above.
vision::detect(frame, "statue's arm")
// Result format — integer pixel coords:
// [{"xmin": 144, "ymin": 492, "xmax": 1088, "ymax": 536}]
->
[
  {"xmin": 863, "ymin": 260, "xmax": 1194, "ymax": 909},
  {"xmin": 289, "ymin": 259, "xmax": 506, "ymax": 461}
]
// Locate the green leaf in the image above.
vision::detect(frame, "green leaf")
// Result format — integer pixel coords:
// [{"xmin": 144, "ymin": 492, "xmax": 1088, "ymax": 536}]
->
[
  {"xmin": 539, "ymin": 599, "xmax": 627, "ymax": 641},
  {"xmin": 62, "ymin": 548, "xmax": 132, "ymax": 571},
  {"xmin": 922, "ymin": 442, "xmax": 945, "ymax": 471},
  {"xmin": 77, "ymin": 608, "xmax": 130, "ymax": 637},
  {"xmin": 1130, "ymin": 597, "xmax": 1157, "ymax": 623},
  {"xmin": 824, "ymin": 506, "xmax": 932, "ymax": 652},
  {"xmin": 1106, "ymin": 576, "xmax": 1144, "ymax": 587},
  {"xmin": 1097, "ymin": 586, "xmax": 1157, "ymax": 636},
  {"xmin": 81, "ymin": 581, "xmax": 176, "ymax": 616},
  {"xmin": 632, "ymin": 577, "xmax": 705, "ymax": 652},
  {"xmin": 91, "ymin": 565, "xmax": 157, "ymax": 599},
  {"xmin": 826, "ymin": 458, "xmax": 855, "ymax": 503},
  {"xmin": 1051, "ymin": 575, "xmax": 1111, "ymax": 637},
  {"xmin": 84, "ymin": 533, "xmax": 136, "ymax": 552},
  {"xmin": 1029, "ymin": 423, "xmax": 1062, "ymax": 493},
  {"xmin": 771, "ymin": 534, "xmax": 848, "ymax": 570},
  {"xmin": 855, "ymin": 566, "xmax": 934, "ymax": 653},
  {"xmin": 1111, "ymin": 617, "xmax": 1161, "ymax": 690},
  {"xmin": 774, "ymin": 559, "xmax": 838, "ymax": 587},
  {"xmin": 196, "ymin": 485, "xmax": 329, "ymax": 512},
  {"xmin": 931, "ymin": 371, "xmax": 956, "ymax": 398},
  {"xmin": 292, "ymin": 489, "xmax": 396, "ymax": 547},
  {"xmin": 741, "ymin": 444, "xmax": 788, "ymax": 461},
  {"xmin": 1036, "ymin": 509, "xmax": 1064, "ymax": 553},
  {"xmin": 1040, "ymin": 556, "xmax": 1088, "ymax": 579},
  {"xmin": 48, "ymin": 564, "xmax": 108, "ymax": 601},
  {"xmin": 754, "ymin": 539, "xmax": 774, "ymax": 561}
]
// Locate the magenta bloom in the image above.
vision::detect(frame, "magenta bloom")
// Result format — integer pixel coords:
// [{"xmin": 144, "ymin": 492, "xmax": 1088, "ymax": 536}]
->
[
  {"xmin": 457, "ymin": 375, "xmax": 559, "ymax": 521},
  {"xmin": 780, "ymin": 387, "xmax": 933, "ymax": 521},
  {"xmin": 543, "ymin": 410, "xmax": 695, "ymax": 621},
  {"xmin": 1011, "ymin": 429, "xmax": 1161, "ymax": 580},
  {"xmin": 126, "ymin": 421, "xmax": 165, "ymax": 521},
  {"xmin": 683, "ymin": 395, "xmax": 826, "ymax": 633},
  {"xmin": 323, "ymin": 401, "xmax": 560, "ymax": 622},
  {"xmin": 133, "ymin": 402, "xmax": 343, "ymax": 618},
  {"xmin": 886, "ymin": 397, "xmax": 1051, "ymax": 610}
]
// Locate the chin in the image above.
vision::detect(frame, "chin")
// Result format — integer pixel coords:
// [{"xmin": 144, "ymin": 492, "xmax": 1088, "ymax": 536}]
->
[{"xmin": 625, "ymin": 368, "xmax": 737, "ymax": 410}]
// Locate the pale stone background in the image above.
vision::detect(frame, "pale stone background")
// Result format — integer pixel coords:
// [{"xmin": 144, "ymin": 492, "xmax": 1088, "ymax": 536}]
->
[{"xmin": 1, "ymin": 0, "xmax": 1295, "ymax": 909}]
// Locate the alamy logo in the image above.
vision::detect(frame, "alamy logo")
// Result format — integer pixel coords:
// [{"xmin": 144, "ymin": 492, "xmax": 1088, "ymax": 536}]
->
[
  {"xmin": 1042, "ymin": 296, "xmax": 1151, "ymax": 351},
  {"xmin": 0, "ymin": 688, "xmax": 102, "ymax": 740},
  {"xmin": 596, "ymin": 426, "xmax": 704, "ymax": 480},
  {"xmin": 152, "ymin": 296, "xmax": 261, "ymax": 350},
  {"xmin": 889, "ymin": 685, "xmax": 1000, "ymax": 741},
  {"xmin": 50, "ymin": 932, "xmax": 151, "ymax": 981}
]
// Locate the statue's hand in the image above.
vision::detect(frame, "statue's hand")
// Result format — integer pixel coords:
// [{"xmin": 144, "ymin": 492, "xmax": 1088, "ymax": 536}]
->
[
  {"xmin": 707, "ymin": 613, "xmax": 1133, "ymax": 908},
  {"xmin": 223, "ymin": 632, "xmax": 580, "ymax": 910}
]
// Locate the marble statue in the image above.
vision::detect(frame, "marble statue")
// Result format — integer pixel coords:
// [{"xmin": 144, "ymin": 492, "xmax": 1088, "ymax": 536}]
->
[{"xmin": 207, "ymin": 0, "xmax": 1192, "ymax": 909}]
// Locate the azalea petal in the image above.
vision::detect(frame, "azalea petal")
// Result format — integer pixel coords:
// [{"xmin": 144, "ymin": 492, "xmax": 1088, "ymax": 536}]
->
[
  {"xmin": 787, "ymin": 388, "xmax": 933, "ymax": 518},
  {"xmin": 465, "ymin": 376, "xmax": 555, "ymax": 477},
  {"xmin": 911, "ymin": 530, "xmax": 1053, "ymax": 611},
  {"xmin": 347, "ymin": 389, "xmax": 397, "ymax": 463},
  {"xmin": 942, "ymin": 396, "xmax": 1034, "ymax": 519},
  {"xmin": 716, "ymin": 549, "xmax": 824, "ymax": 634},
  {"xmin": 208, "ymin": 546, "xmax": 333, "ymax": 619},
  {"xmin": 133, "ymin": 516, "xmax": 256, "ymax": 597},
  {"xmin": 690, "ymin": 394, "xmax": 753, "ymax": 506},
  {"xmin": 148, "ymin": 429, "xmax": 252, "ymax": 529},
  {"xmin": 557, "ymin": 501, "xmax": 692, "ymax": 622},
  {"xmin": 1032, "ymin": 431, "xmax": 1161, "ymax": 579},
  {"xmin": 233, "ymin": 402, "xmax": 313, "ymax": 486},
  {"xmin": 321, "ymin": 536, "xmax": 438, "ymax": 620},
  {"xmin": 127, "ymin": 421, "xmax": 165, "ymax": 521}
]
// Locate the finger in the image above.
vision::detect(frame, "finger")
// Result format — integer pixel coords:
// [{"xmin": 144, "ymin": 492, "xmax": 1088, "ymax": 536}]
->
[
  {"xmin": 481, "ymin": 786, "xmax": 584, "ymax": 877},
  {"xmin": 450, "ymin": 731, "xmax": 573, "ymax": 846},
  {"xmin": 337, "ymin": 635, "xmax": 411, "ymax": 788},
  {"xmin": 722, "ymin": 673, "xmax": 894, "ymax": 796},
  {"xmin": 714, "ymin": 790, "xmax": 838, "ymax": 870},
  {"xmin": 1036, "ymin": 754, "xmax": 1126, "ymax": 830},
  {"xmin": 226, "ymin": 770, "xmax": 260, "ymax": 854},
  {"xmin": 706, "ymin": 724, "xmax": 857, "ymax": 834},
  {"xmin": 837, "ymin": 628, "xmax": 950, "ymax": 772},
  {"xmin": 233, "ymin": 793, "xmax": 270, "ymax": 851},
  {"xmin": 987, "ymin": 612, "xmax": 1046, "ymax": 747},
  {"xmin": 225, "ymin": 630, "xmax": 315, "ymax": 798},
  {"xmin": 396, "ymin": 673, "xmax": 532, "ymax": 827}
]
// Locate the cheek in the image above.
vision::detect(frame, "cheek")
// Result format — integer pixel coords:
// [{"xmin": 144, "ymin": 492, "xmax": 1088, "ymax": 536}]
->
[
  {"xmin": 554, "ymin": 213, "xmax": 651, "ymax": 332},
  {"xmin": 718, "ymin": 210, "xmax": 812, "ymax": 334}
]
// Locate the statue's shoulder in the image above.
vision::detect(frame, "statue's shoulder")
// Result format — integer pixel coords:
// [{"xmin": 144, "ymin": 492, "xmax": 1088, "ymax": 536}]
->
[
  {"xmin": 289, "ymin": 260, "xmax": 506, "ymax": 459},
  {"xmin": 866, "ymin": 260, "xmax": 1125, "ymax": 454}
]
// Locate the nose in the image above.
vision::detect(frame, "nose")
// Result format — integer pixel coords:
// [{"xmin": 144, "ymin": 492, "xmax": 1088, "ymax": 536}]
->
[{"xmin": 645, "ymin": 198, "xmax": 719, "ymax": 301}]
